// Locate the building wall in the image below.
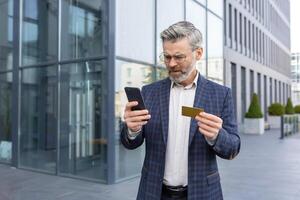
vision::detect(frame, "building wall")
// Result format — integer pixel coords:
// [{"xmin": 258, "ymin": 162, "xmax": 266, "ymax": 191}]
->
[
  {"xmin": 224, "ymin": 0, "xmax": 291, "ymax": 126},
  {"xmin": 291, "ymin": 53, "xmax": 300, "ymax": 105}
]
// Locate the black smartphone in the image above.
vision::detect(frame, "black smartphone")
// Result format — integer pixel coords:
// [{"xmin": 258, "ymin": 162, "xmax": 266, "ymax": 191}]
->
[{"xmin": 124, "ymin": 87, "xmax": 146, "ymax": 111}]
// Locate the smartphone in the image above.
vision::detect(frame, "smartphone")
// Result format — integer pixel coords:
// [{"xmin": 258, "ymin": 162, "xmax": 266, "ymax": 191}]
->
[{"xmin": 124, "ymin": 87, "xmax": 146, "ymax": 111}]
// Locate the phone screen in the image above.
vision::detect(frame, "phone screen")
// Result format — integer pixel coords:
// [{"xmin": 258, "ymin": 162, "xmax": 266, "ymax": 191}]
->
[{"xmin": 124, "ymin": 87, "xmax": 146, "ymax": 111}]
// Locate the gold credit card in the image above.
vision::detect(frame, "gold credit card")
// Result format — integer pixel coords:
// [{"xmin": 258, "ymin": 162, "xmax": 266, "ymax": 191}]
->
[{"xmin": 182, "ymin": 106, "xmax": 204, "ymax": 118}]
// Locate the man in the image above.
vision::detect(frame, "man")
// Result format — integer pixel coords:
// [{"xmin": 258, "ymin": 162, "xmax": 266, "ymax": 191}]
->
[{"xmin": 121, "ymin": 21, "xmax": 240, "ymax": 200}]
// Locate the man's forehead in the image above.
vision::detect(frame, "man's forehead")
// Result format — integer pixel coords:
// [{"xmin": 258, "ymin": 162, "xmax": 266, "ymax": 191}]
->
[{"xmin": 162, "ymin": 38, "xmax": 191, "ymax": 52}]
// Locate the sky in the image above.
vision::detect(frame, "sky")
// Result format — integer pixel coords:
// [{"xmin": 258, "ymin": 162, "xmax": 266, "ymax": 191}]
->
[{"xmin": 290, "ymin": 0, "xmax": 300, "ymax": 53}]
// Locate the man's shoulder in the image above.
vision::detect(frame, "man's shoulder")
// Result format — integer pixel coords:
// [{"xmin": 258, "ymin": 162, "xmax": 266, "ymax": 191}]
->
[
  {"xmin": 205, "ymin": 78, "xmax": 230, "ymax": 93},
  {"xmin": 142, "ymin": 78, "xmax": 169, "ymax": 91}
]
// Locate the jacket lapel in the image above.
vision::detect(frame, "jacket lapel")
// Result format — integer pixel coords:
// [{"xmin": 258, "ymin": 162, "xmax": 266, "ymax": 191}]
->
[
  {"xmin": 159, "ymin": 78, "xmax": 171, "ymax": 146},
  {"xmin": 189, "ymin": 74, "xmax": 208, "ymax": 146}
]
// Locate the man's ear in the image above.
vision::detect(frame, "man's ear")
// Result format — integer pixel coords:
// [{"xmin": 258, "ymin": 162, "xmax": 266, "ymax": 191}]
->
[{"xmin": 195, "ymin": 48, "xmax": 203, "ymax": 60}]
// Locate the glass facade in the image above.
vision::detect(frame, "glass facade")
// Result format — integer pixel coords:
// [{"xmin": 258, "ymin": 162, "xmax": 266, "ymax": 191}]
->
[
  {"xmin": 0, "ymin": 0, "xmax": 13, "ymax": 163},
  {"xmin": 20, "ymin": 66, "xmax": 57, "ymax": 172},
  {"xmin": 0, "ymin": 72, "xmax": 12, "ymax": 163},
  {"xmin": 59, "ymin": 61, "xmax": 106, "ymax": 181},
  {"xmin": 61, "ymin": 0, "xmax": 106, "ymax": 60},
  {"xmin": 21, "ymin": 0, "xmax": 58, "ymax": 65},
  {"xmin": 0, "ymin": 0, "xmax": 13, "ymax": 71},
  {"xmin": 1, "ymin": 0, "xmax": 224, "ymax": 184}
]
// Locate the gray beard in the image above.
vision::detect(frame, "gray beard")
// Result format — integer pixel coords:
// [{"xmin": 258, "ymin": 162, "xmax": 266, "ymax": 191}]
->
[{"xmin": 169, "ymin": 66, "xmax": 195, "ymax": 84}]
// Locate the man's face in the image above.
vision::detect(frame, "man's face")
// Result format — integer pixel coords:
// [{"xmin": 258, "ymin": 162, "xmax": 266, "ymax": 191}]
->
[{"xmin": 162, "ymin": 38, "xmax": 203, "ymax": 84}]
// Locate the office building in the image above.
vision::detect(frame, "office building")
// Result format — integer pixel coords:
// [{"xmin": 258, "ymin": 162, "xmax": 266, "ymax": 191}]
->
[
  {"xmin": 291, "ymin": 53, "xmax": 300, "ymax": 105},
  {"xmin": 224, "ymin": 0, "xmax": 291, "ymax": 125}
]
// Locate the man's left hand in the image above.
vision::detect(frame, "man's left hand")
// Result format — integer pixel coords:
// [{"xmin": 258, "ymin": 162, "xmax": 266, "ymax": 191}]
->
[{"xmin": 195, "ymin": 112, "xmax": 223, "ymax": 141}]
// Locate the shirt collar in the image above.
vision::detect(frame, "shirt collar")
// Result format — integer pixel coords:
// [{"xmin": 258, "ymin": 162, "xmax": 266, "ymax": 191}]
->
[{"xmin": 171, "ymin": 70, "xmax": 199, "ymax": 89}]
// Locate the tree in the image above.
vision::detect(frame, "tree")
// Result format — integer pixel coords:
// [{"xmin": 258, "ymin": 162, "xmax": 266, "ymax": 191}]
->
[
  {"xmin": 285, "ymin": 98, "xmax": 295, "ymax": 114},
  {"xmin": 245, "ymin": 93, "xmax": 263, "ymax": 118}
]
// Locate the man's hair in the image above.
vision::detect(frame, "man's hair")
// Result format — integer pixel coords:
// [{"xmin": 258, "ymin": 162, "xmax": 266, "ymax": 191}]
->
[{"xmin": 160, "ymin": 21, "xmax": 203, "ymax": 50}]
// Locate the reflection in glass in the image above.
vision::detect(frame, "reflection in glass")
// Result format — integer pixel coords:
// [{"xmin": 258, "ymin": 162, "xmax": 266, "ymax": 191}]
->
[
  {"xmin": 0, "ymin": 0, "xmax": 13, "ymax": 71},
  {"xmin": 0, "ymin": 73, "xmax": 12, "ymax": 163},
  {"xmin": 186, "ymin": 0, "xmax": 207, "ymax": 76},
  {"xmin": 61, "ymin": 0, "xmax": 106, "ymax": 60},
  {"xmin": 195, "ymin": 0, "xmax": 206, "ymax": 6},
  {"xmin": 156, "ymin": 67, "xmax": 168, "ymax": 81},
  {"xmin": 22, "ymin": 0, "xmax": 58, "ymax": 65},
  {"xmin": 207, "ymin": 0, "xmax": 223, "ymax": 17},
  {"xmin": 156, "ymin": 0, "xmax": 184, "ymax": 63},
  {"xmin": 115, "ymin": 60, "xmax": 155, "ymax": 180},
  {"xmin": 59, "ymin": 61, "xmax": 106, "ymax": 181},
  {"xmin": 207, "ymin": 14, "xmax": 223, "ymax": 84},
  {"xmin": 116, "ymin": 0, "xmax": 154, "ymax": 63},
  {"xmin": 20, "ymin": 66, "xmax": 57, "ymax": 173}
]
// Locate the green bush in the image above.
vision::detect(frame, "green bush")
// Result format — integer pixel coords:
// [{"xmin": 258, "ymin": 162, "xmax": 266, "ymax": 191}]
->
[
  {"xmin": 268, "ymin": 103, "xmax": 285, "ymax": 116},
  {"xmin": 294, "ymin": 105, "xmax": 300, "ymax": 113},
  {"xmin": 285, "ymin": 98, "xmax": 295, "ymax": 114},
  {"xmin": 245, "ymin": 93, "xmax": 263, "ymax": 118}
]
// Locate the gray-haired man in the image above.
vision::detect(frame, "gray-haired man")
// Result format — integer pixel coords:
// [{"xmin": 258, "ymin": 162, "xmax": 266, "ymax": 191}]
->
[{"xmin": 121, "ymin": 21, "xmax": 240, "ymax": 200}]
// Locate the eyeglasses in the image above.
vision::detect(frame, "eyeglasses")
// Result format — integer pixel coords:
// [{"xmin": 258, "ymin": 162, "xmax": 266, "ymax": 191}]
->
[{"xmin": 159, "ymin": 53, "xmax": 187, "ymax": 64}]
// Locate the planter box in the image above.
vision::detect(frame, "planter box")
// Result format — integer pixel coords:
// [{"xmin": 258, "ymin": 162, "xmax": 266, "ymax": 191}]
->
[
  {"xmin": 268, "ymin": 115, "xmax": 281, "ymax": 129},
  {"xmin": 244, "ymin": 118, "xmax": 264, "ymax": 134},
  {"xmin": 0, "ymin": 141, "xmax": 12, "ymax": 161}
]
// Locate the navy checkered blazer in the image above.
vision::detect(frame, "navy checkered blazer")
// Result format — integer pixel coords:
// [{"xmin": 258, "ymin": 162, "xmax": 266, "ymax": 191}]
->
[{"xmin": 121, "ymin": 74, "xmax": 241, "ymax": 200}]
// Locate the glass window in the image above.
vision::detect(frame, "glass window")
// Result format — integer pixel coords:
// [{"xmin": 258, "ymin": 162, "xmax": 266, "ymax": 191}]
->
[
  {"xmin": 61, "ymin": 0, "xmax": 107, "ymax": 60},
  {"xmin": 229, "ymin": 4, "xmax": 232, "ymax": 40},
  {"xmin": 0, "ymin": 72, "xmax": 12, "ymax": 163},
  {"xmin": 59, "ymin": 60, "xmax": 106, "ymax": 181},
  {"xmin": 115, "ymin": 60, "xmax": 155, "ymax": 180},
  {"xmin": 21, "ymin": 0, "xmax": 58, "ymax": 66},
  {"xmin": 257, "ymin": 73, "xmax": 261, "ymax": 104},
  {"xmin": 186, "ymin": 0, "xmax": 206, "ymax": 76},
  {"xmin": 264, "ymin": 75, "xmax": 267, "ymax": 120},
  {"xmin": 116, "ymin": 0, "xmax": 155, "ymax": 63},
  {"xmin": 195, "ymin": 0, "xmax": 206, "ymax": 6},
  {"xmin": 207, "ymin": 0, "xmax": 223, "ymax": 17},
  {"xmin": 0, "ymin": 0, "xmax": 13, "ymax": 71},
  {"xmin": 20, "ymin": 66, "xmax": 57, "ymax": 173},
  {"xmin": 207, "ymin": 14, "xmax": 223, "ymax": 84},
  {"xmin": 241, "ymin": 67, "xmax": 246, "ymax": 122},
  {"xmin": 231, "ymin": 63, "xmax": 237, "ymax": 116},
  {"xmin": 270, "ymin": 78, "xmax": 273, "ymax": 104},
  {"xmin": 157, "ymin": 0, "xmax": 184, "ymax": 64},
  {"xmin": 250, "ymin": 70, "xmax": 254, "ymax": 97},
  {"xmin": 156, "ymin": 67, "xmax": 168, "ymax": 81}
]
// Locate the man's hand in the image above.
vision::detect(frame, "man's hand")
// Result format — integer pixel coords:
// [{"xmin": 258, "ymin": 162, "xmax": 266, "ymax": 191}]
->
[
  {"xmin": 195, "ymin": 112, "xmax": 223, "ymax": 141},
  {"xmin": 124, "ymin": 101, "xmax": 151, "ymax": 132}
]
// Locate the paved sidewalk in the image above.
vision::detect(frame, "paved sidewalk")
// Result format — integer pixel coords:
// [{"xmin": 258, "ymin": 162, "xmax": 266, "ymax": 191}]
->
[{"xmin": 0, "ymin": 129, "xmax": 299, "ymax": 200}]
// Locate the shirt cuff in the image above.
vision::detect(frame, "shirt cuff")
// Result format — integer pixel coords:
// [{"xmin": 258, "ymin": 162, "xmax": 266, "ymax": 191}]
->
[
  {"xmin": 205, "ymin": 134, "xmax": 218, "ymax": 146},
  {"xmin": 127, "ymin": 128, "xmax": 141, "ymax": 140}
]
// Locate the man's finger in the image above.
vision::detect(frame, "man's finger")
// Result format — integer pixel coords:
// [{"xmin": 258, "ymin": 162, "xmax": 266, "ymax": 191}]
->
[
  {"xmin": 125, "ymin": 101, "xmax": 138, "ymax": 111},
  {"xmin": 199, "ymin": 112, "xmax": 222, "ymax": 123},
  {"xmin": 198, "ymin": 122, "xmax": 219, "ymax": 134},
  {"xmin": 196, "ymin": 116, "xmax": 222, "ymax": 129},
  {"xmin": 127, "ymin": 121, "xmax": 148, "ymax": 128},
  {"xmin": 125, "ymin": 109, "xmax": 149, "ymax": 119},
  {"xmin": 199, "ymin": 127, "xmax": 215, "ymax": 138},
  {"xmin": 126, "ymin": 114, "xmax": 151, "ymax": 122}
]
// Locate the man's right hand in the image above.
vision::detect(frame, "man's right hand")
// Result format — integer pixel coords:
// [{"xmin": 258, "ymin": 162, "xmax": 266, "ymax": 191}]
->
[{"xmin": 124, "ymin": 101, "xmax": 151, "ymax": 132}]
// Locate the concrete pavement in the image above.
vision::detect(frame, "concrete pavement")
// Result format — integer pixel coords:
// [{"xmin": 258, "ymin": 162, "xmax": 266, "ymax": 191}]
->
[{"xmin": 0, "ymin": 129, "xmax": 299, "ymax": 200}]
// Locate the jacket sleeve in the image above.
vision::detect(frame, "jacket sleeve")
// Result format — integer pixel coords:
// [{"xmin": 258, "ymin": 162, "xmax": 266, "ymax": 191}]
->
[
  {"xmin": 212, "ymin": 88, "xmax": 241, "ymax": 160},
  {"xmin": 120, "ymin": 123, "xmax": 145, "ymax": 150}
]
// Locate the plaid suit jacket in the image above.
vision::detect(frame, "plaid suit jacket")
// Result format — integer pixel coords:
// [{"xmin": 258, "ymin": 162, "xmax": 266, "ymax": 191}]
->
[{"xmin": 121, "ymin": 74, "xmax": 241, "ymax": 200}]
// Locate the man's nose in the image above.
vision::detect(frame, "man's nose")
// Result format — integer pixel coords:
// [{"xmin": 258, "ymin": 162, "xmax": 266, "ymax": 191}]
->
[{"xmin": 168, "ymin": 57, "xmax": 177, "ymax": 68}]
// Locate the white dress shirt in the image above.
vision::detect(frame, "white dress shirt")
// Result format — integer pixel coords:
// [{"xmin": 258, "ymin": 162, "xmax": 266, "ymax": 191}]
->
[{"xmin": 163, "ymin": 72, "xmax": 198, "ymax": 187}]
